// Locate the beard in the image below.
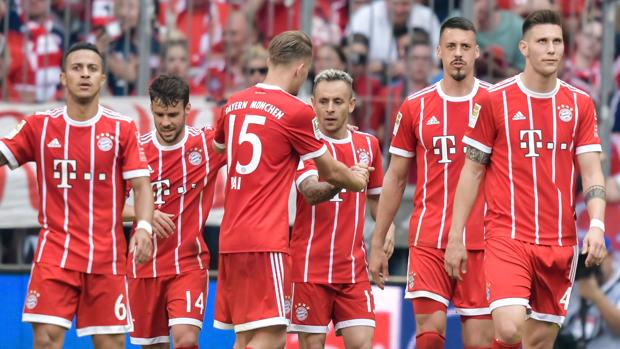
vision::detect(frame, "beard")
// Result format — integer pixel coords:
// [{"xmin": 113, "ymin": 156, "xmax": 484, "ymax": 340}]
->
[{"xmin": 451, "ymin": 69, "xmax": 467, "ymax": 82}]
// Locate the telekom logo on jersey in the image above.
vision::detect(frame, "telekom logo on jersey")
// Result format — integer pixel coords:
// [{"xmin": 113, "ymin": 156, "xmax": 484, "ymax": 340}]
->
[
  {"xmin": 519, "ymin": 129, "xmax": 569, "ymax": 158},
  {"xmin": 432, "ymin": 135, "xmax": 457, "ymax": 164}
]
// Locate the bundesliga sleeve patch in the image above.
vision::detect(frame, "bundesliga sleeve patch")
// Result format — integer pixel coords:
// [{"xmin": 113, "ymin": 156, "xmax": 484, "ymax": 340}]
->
[
  {"xmin": 312, "ymin": 117, "xmax": 321, "ymax": 140},
  {"xmin": 5, "ymin": 120, "xmax": 26, "ymax": 139},
  {"xmin": 393, "ymin": 112, "xmax": 402, "ymax": 136},
  {"xmin": 469, "ymin": 103, "xmax": 481, "ymax": 128}
]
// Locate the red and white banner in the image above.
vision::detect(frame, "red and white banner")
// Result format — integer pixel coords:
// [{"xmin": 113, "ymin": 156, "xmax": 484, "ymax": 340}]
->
[{"xmin": 0, "ymin": 97, "xmax": 226, "ymax": 228}]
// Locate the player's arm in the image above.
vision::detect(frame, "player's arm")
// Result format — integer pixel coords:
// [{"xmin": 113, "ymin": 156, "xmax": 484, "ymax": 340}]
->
[
  {"xmin": 298, "ymin": 175, "xmax": 342, "ymax": 205},
  {"xmin": 121, "ymin": 203, "xmax": 135, "ymax": 222},
  {"xmin": 312, "ymin": 151, "xmax": 369, "ymax": 192},
  {"xmin": 0, "ymin": 152, "xmax": 7, "ymax": 167},
  {"xmin": 128, "ymin": 176, "xmax": 154, "ymax": 264},
  {"xmin": 578, "ymin": 151, "xmax": 607, "ymax": 267},
  {"xmin": 368, "ymin": 154, "xmax": 411, "ymax": 289},
  {"xmin": 444, "ymin": 148, "xmax": 488, "ymax": 281},
  {"xmin": 368, "ymin": 194, "xmax": 396, "ymax": 260}
]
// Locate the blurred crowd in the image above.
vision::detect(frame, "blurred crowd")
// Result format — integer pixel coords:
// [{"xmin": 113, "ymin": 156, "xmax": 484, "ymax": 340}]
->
[{"xmin": 0, "ymin": 1, "xmax": 613, "ymax": 137}]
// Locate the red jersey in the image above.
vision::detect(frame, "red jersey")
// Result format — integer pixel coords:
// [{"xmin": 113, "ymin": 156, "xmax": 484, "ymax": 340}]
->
[
  {"xmin": 390, "ymin": 79, "xmax": 490, "ymax": 250},
  {"xmin": 291, "ymin": 130, "xmax": 384, "ymax": 284},
  {"xmin": 0, "ymin": 105, "xmax": 149, "ymax": 274},
  {"xmin": 214, "ymin": 83, "xmax": 327, "ymax": 253},
  {"xmin": 129, "ymin": 127, "xmax": 226, "ymax": 278},
  {"xmin": 464, "ymin": 75, "xmax": 601, "ymax": 246}
]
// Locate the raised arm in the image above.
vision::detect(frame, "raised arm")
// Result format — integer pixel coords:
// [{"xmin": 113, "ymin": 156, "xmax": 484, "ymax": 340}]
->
[
  {"xmin": 578, "ymin": 151, "xmax": 607, "ymax": 267},
  {"xmin": 298, "ymin": 175, "xmax": 342, "ymax": 205},
  {"xmin": 312, "ymin": 151, "xmax": 369, "ymax": 192}
]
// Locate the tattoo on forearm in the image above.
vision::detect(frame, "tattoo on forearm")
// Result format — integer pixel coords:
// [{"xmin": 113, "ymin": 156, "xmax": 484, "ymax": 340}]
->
[
  {"xmin": 585, "ymin": 185, "xmax": 606, "ymax": 204},
  {"xmin": 300, "ymin": 179, "xmax": 342, "ymax": 205},
  {"xmin": 466, "ymin": 147, "xmax": 490, "ymax": 165}
]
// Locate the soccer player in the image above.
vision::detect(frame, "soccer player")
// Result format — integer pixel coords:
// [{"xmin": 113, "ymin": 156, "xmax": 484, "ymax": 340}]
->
[
  {"xmin": 369, "ymin": 17, "xmax": 494, "ymax": 349},
  {"xmin": 0, "ymin": 42, "xmax": 153, "ymax": 349},
  {"xmin": 444, "ymin": 10, "xmax": 607, "ymax": 349},
  {"xmin": 212, "ymin": 31, "xmax": 370, "ymax": 349},
  {"xmin": 288, "ymin": 69, "xmax": 394, "ymax": 348},
  {"xmin": 123, "ymin": 75, "xmax": 225, "ymax": 349}
]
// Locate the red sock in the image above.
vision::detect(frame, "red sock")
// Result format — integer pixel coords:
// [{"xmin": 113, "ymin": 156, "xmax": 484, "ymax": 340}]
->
[
  {"xmin": 492, "ymin": 339, "xmax": 521, "ymax": 349},
  {"xmin": 416, "ymin": 331, "xmax": 445, "ymax": 348}
]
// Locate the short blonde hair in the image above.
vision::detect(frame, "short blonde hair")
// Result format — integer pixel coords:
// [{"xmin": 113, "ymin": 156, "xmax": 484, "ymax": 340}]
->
[
  {"xmin": 241, "ymin": 45, "xmax": 269, "ymax": 68},
  {"xmin": 268, "ymin": 31, "xmax": 312, "ymax": 66}
]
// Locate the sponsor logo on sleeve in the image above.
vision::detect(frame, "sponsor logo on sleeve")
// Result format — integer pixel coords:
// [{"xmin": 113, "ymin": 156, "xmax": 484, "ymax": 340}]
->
[
  {"xmin": 468, "ymin": 103, "xmax": 481, "ymax": 128},
  {"xmin": 312, "ymin": 117, "xmax": 321, "ymax": 140},
  {"xmin": 6, "ymin": 119, "xmax": 26, "ymax": 139},
  {"xmin": 393, "ymin": 112, "xmax": 403, "ymax": 136}
]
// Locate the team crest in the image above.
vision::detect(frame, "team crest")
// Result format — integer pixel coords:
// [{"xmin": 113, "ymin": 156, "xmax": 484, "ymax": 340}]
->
[
  {"xmin": 25, "ymin": 290, "xmax": 40, "ymax": 310},
  {"xmin": 408, "ymin": 272, "xmax": 416, "ymax": 290},
  {"xmin": 96, "ymin": 133, "xmax": 115, "ymax": 152},
  {"xmin": 295, "ymin": 303, "xmax": 310, "ymax": 321},
  {"xmin": 284, "ymin": 296, "xmax": 292, "ymax": 316},
  {"xmin": 557, "ymin": 105, "xmax": 574, "ymax": 122},
  {"xmin": 5, "ymin": 119, "xmax": 26, "ymax": 140},
  {"xmin": 393, "ymin": 112, "xmax": 403, "ymax": 136},
  {"xmin": 357, "ymin": 149, "xmax": 370, "ymax": 165},
  {"xmin": 187, "ymin": 148, "xmax": 203, "ymax": 166},
  {"xmin": 469, "ymin": 103, "xmax": 481, "ymax": 128}
]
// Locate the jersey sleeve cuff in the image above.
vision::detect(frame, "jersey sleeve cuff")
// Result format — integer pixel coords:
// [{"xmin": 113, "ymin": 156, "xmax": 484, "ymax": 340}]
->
[
  {"xmin": 296, "ymin": 170, "xmax": 318, "ymax": 189},
  {"xmin": 388, "ymin": 146, "xmax": 414, "ymax": 158},
  {"xmin": 213, "ymin": 139, "xmax": 225, "ymax": 150},
  {"xmin": 575, "ymin": 144, "xmax": 602, "ymax": 155},
  {"xmin": 367, "ymin": 187, "xmax": 382, "ymax": 195},
  {"xmin": 462, "ymin": 136, "xmax": 492, "ymax": 154},
  {"xmin": 300, "ymin": 145, "xmax": 327, "ymax": 161},
  {"xmin": 0, "ymin": 141, "xmax": 20, "ymax": 170},
  {"xmin": 123, "ymin": 169, "xmax": 150, "ymax": 180}
]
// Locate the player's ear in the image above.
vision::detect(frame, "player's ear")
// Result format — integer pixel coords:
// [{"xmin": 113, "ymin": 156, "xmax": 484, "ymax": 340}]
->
[
  {"xmin": 185, "ymin": 102, "xmax": 191, "ymax": 114},
  {"xmin": 518, "ymin": 39, "xmax": 528, "ymax": 58},
  {"xmin": 349, "ymin": 96, "xmax": 356, "ymax": 114},
  {"xmin": 60, "ymin": 71, "xmax": 67, "ymax": 88},
  {"xmin": 436, "ymin": 44, "xmax": 441, "ymax": 60},
  {"xmin": 475, "ymin": 44, "xmax": 480, "ymax": 60}
]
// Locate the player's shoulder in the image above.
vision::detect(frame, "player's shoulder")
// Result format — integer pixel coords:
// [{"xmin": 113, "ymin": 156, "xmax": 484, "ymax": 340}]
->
[
  {"xmin": 476, "ymin": 79, "xmax": 493, "ymax": 91},
  {"xmin": 558, "ymin": 79, "xmax": 593, "ymax": 104},
  {"xmin": 100, "ymin": 105, "xmax": 135, "ymax": 124},
  {"xmin": 32, "ymin": 106, "xmax": 64, "ymax": 120},
  {"xmin": 352, "ymin": 130, "xmax": 380, "ymax": 147},
  {"xmin": 405, "ymin": 83, "xmax": 439, "ymax": 103},
  {"xmin": 486, "ymin": 76, "xmax": 519, "ymax": 95},
  {"xmin": 138, "ymin": 130, "xmax": 155, "ymax": 145}
]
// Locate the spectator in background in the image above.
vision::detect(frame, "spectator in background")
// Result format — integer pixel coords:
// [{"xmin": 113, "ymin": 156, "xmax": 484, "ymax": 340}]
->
[
  {"xmin": 160, "ymin": 37, "xmax": 208, "ymax": 95},
  {"xmin": 474, "ymin": 0, "xmax": 525, "ymax": 78},
  {"xmin": 562, "ymin": 19, "xmax": 602, "ymax": 103},
  {"xmin": 105, "ymin": 0, "xmax": 160, "ymax": 95},
  {"xmin": 607, "ymin": 134, "xmax": 620, "ymax": 203},
  {"xmin": 557, "ymin": 237, "xmax": 620, "ymax": 348},
  {"xmin": 240, "ymin": 44, "xmax": 268, "ymax": 87},
  {"xmin": 298, "ymin": 43, "xmax": 347, "ymax": 99},
  {"xmin": 346, "ymin": 0, "xmax": 440, "ymax": 76},
  {"xmin": 344, "ymin": 33, "xmax": 384, "ymax": 131},
  {"xmin": 17, "ymin": 0, "xmax": 65, "ymax": 102}
]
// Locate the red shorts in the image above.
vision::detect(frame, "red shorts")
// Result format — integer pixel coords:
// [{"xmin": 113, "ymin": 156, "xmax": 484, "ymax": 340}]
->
[
  {"xmin": 485, "ymin": 237, "xmax": 578, "ymax": 325},
  {"xmin": 128, "ymin": 269, "xmax": 209, "ymax": 345},
  {"xmin": 288, "ymin": 281, "xmax": 375, "ymax": 335},
  {"xmin": 22, "ymin": 262, "xmax": 133, "ymax": 337},
  {"xmin": 406, "ymin": 246, "xmax": 490, "ymax": 316},
  {"xmin": 214, "ymin": 252, "xmax": 289, "ymax": 332}
]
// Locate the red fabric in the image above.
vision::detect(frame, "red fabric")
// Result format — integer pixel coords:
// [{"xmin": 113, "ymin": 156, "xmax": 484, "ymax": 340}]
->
[
  {"xmin": 128, "ymin": 127, "xmax": 226, "ymax": 278},
  {"xmin": 464, "ymin": 76, "xmax": 601, "ymax": 246},
  {"xmin": 391, "ymin": 80, "xmax": 491, "ymax": 250},
  {"xmin": 289, "ymin": 281, "xmax": 375, "ymax": 331},
  {"xmin": 129, "ymin": 269, "xmax": 208, "ymax": 343},
  {"xmin": 256, "ymin": 1, "xmax": 301, "ymax": 42},
  {"xmin": 416, "ymin": 331, "xmax": 445, "ymax": 349},
  {"xmin": 412, "ymin": 297, "xmax": 447, "ymax": 314},
  {"xmin": 291, "ymin": 131, "xmax": 383, "ymax": 284},
  {"xmin": 408, "ymin": 247, "xmax": 489, "ymax": 313},
  {"xmin": 0, "ymin": 106, "xmax": 149, "ymax": 274},
  {"xmin": 23, "ymin": 263, "xmax": 132, "ymax": 331},
  {"xmin": 214, "ymin": 84, "xmax": 326, "ymax": 254}
]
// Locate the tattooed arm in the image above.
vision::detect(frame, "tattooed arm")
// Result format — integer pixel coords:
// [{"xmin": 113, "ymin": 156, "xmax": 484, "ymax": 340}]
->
[
  {"xmin": 298, "ymin": 175, "xmax": 342, "ymax": 205},
  {"xmin": 578, "ymin": 151, "xmax": 606, "ymax": 266},
  {"xmin": 445, "ymin": 147, "xmax": 489, "ymax": 280}
]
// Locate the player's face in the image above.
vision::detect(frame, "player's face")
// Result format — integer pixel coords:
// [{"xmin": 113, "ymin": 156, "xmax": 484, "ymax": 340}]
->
[
  {"xmin": 163, "ymin": 45, "xmax": 189, "ymax": 78},
  {"xmin": 520, "ymin": 24, "xmax": 564, "ymax": 77},
  {"xmin": 312, "ymin": 80, "xmax": 355, "ymax": 135},
  {"xmin": 151, "ymin": 99, "xmax": 189, "ymax": 146},
  {"xmin": 60, "ymin": 49, "xmax": 106, "ymax": 102},
  {"xmin": 437, "ymin": 28, "xmax": 479, "ymax": 82}
]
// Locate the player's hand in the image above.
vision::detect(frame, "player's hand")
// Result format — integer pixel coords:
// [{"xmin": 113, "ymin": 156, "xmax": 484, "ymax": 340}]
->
[
  {"xmin": 152, "ymin": 210, "xmax": 175, "ymax": 239},
  {"xmin": 369, "ymin": 238, "xmax": 389, "ymax": 289},
  {"xmin": 130, "ymin": 229, "xmax": 153, "ymax": 264},
  {"xmin": 444, "ymin": 238, "xmax": 467, "ymax": 281},
  {"xmin": 578, "ymin": 275, "xmax": 603, "ymax": 301},
  {"xmin": 346, "ymin": 124, "xmax": 359, "ymax": 132},
  {"xmin": 582, "ymin": 227, "xmax": 607, "ymax": 267},
  {"xmin": 383, "ymin": 223, "xmax": 396, "ymax": 260}
]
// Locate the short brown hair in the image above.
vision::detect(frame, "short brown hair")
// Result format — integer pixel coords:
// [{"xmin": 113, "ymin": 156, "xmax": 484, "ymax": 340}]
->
[
  {"xmin": 522, "ymin": 9, "xmax": 562, "ymax": 36},
  {"xmin": 268, "ymin": 30, "xmax": 312, "ymax": 65}
]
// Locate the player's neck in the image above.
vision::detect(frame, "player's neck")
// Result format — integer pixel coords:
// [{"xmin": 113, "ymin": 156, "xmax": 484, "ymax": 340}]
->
[
  {"xmin": 263, "ymin": 70, "xmax": 296, "ymax": 95},
  {"xmin": 440, "ymin": 75, "xmax": 475, "ymax": 97},
  {"xmin": 520, "ymin": 69, "xmax": 558, "ymax": 94},
  {"xmin": 319, "ymin": 125, "xmax": 348, "ymax": 140},
  {"xmin": 65, "ymin": 96, "xmax": 100, "ymax": 122}
]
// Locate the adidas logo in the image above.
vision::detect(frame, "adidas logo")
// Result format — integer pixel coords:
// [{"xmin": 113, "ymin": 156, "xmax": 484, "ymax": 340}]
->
[
  {"xmin": 47, "ymin": 138, "xmax": 61, "ymax": 148},
  {"xmin": 426, "ymin": 116, "xmax": 440, "ymax": 126},
  {"xmin": 512, "ymin": 111, "xmax": 526, "ymax": 121}
]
